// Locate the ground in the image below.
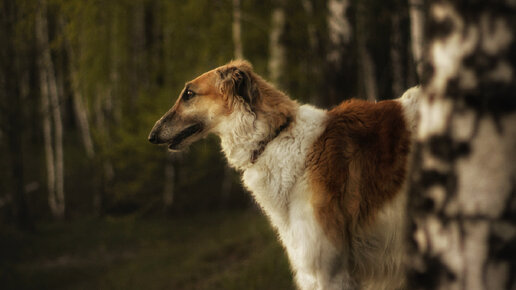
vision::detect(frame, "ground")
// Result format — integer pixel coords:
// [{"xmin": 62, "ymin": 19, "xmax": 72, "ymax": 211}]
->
[{"xmin": 0, "ymin": 210, "xmax": 293, "ymax": 290}]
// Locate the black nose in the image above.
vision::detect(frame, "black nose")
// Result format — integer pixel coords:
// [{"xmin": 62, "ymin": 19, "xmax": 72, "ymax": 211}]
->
[{"xmin": 148, "ymin": 131, "xmax": 160, "ymax": 144}]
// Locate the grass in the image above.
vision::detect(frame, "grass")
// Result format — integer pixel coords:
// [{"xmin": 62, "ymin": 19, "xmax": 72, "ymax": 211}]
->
[{"xmin": 0, "ymin": 210, "xmax": 294, "ymax": 290}]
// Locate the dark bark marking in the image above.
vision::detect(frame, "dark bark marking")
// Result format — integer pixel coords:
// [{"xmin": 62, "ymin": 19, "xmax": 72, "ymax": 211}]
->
[{"xmin": 428, "ymin": 135, "xmax": 471, "ymax": 161}]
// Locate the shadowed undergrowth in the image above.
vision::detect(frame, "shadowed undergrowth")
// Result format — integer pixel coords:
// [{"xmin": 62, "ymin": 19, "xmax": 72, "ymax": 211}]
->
[{"xmin": 0, "ymin": 210, "xmax": 293, "ymax": 290}]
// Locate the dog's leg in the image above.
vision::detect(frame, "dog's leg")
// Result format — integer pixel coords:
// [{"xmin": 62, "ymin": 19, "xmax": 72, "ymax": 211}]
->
[
  {"xmin": 294, "ymin": 270, "xmax": 318, "ymax": 290},
  {"xmin": 316, "ymin": 267, "xmax": 357, "ymax": 290},
  {"xmin": 294, "ymin": 264, "xmax": 357, "ymax": 290}
]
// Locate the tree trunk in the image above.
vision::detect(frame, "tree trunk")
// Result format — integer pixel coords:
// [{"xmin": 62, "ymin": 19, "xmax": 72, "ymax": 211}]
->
[
  {"xmin": 268, "ymin": 0, "xmax": 286, "ymax": 86},
  {"xmin": 355, "ymin": 1, "xmax": 377, "ymax": 102},
  {"xmin": 390, "ymin": 12, "xmax": 403, "ymax": 97},
  {"xmin": 301, "ymin": 0, "xmax": 319, "ymax": 105},
  {"xmin": 39, "ymin": 68, "xmax": 57, "ymax": 218},
  {"xmin": 322, "ymin": 0, "xmax": 354, "ymax": 107},
  {"xmin": 61, "ymin": 18, "xmax": 95, "ymax": 159},
  {"xmin": 130, "ymin": 1, "xmax": 145, "ymax": 105},
  {"xmin": 326, "ymin": 0, "xmax": 351, "ymax": 65},
  {"xmin": 407, "ymin": 1, "xmax": 516, "ymax": 289},
  {"xmin": 70, "ymin": 62, "xmax": 95, "ymax": 158},
  {"xmin": 35, "ymin": 0, "xmax": 65, "ymax": 220},
  {"xmin": 408, "ymin": 0, "xmax": 424, "ymax": 80},
  {"xmin": 110, "ymin": 6, "xmax": 122, "ymax": 123},
  {"xmin": 232, "ymin": 0, "xmax": 243, "ymax": 60}
]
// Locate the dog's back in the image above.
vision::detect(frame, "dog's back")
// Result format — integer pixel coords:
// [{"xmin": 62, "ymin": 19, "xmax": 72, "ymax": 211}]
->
[{"xmin": 307, "ymin": 97, "xmax": 414, "ymax": 289}]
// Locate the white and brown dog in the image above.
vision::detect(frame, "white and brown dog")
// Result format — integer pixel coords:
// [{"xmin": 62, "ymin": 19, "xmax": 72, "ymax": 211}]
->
[{"xmin": 149, "ymin": 60, "xmax": 420, "ymax": 290}]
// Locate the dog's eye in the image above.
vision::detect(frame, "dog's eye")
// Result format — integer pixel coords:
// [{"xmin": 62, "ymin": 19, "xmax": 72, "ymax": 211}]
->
[{"xmin": 183, "ymin": 89, "xmax": 196, "ymax": 101}]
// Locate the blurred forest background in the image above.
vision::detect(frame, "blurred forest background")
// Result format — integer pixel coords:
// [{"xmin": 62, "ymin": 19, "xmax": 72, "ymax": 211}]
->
[
  {"xmin": 0, "ymin": 0, "xmax": 424, "ymax": 288},
  {"xmin": 1, "ymin": 0, "xmax": 422, "ymax": 224}
]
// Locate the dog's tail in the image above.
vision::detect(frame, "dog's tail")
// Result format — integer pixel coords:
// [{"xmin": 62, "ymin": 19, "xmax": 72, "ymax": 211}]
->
[{"xmin": 396, "ymin": 86, "xmax": 421, "ymax": 135}]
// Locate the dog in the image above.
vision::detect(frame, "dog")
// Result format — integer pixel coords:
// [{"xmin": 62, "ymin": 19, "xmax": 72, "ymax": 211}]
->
[{"xmin": 148, "ymin": 60, "xmax": 420, "ymax": 290}]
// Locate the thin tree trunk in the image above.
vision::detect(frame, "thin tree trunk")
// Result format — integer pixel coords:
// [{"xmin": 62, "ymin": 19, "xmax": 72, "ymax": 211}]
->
[
  {"xmin": 129, "ymin": 1, "xmax": 145, "ymax": 107},
  {"xmin": 268, "ymin": 1, "xmax": 286, "ymax": 86},
  {"xmin": 36, "ymin": 0, "xmax": 65, "ymax": 219},
  {"xmin": 407, "ymin": 1, "xmax": 516, "ymax": 289},
  {"xmin": 301, "ymin": 0, "xmax": 317, "ymax": 56},
  {"xmin": 355, "ymin": 1, "xmax": 377, "ymax": 102},
  {"xmin": 302, "ymin": 0, "xmax": 324, "ymax": 105},
  {"xmin": 409, "ymin": 0, "xmax": 424, "ymax": 80},
  {"xmin": 110, "ymin": 6, "xmax": 122, "ymax": 123},
  {"xmin": 390, "ymin": 12, "xmax": 404, "ymax": 97},
  {"xmin": 324, "ymin": 0, "xmax": 353, "ymax": 106},
  {"xmin": 69, "ymin": 63, "xmax": 95, "ymax": 158},
  {"xmin": 62, "ymin": 23, "xmax": 95, "ymax": 158},
  {"xmin": 39, "ymin": 63, "xmax": 59, "ymax": 219},
  {"xmin": 326, "ymin": 0, "xmax": 351, "ymax": 65}
]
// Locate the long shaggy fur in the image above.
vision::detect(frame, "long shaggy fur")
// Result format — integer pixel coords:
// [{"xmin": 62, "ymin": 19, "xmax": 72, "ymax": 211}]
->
[{"xmin": 149, "ymin": 60, "xmax": 421, "ymax": 290}]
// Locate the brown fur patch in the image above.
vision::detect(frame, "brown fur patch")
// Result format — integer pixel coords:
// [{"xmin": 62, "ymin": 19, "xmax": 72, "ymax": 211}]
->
[{"xmin": 307, "ymin": 99, "xmax": 411, "ymax": 247}]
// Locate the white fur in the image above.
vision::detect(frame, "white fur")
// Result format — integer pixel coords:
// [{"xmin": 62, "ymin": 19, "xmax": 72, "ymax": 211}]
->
[{"xmin": 215, "ymin": 88, "xmax": 421, "ymax": 290}]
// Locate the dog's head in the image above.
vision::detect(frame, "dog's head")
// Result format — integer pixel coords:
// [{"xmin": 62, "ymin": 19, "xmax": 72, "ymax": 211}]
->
[{"xmin": 148, "ymin": 60, "xmax": 258, "ymax": 150}]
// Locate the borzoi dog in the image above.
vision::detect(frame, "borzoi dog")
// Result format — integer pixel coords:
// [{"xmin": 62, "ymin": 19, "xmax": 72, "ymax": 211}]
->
[{"xmin": 148, "ymin": 60, "xmax": 420, "ymax": 290}]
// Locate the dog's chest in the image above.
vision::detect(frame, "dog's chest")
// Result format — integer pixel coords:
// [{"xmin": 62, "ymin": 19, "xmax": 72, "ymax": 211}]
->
[
  {"xmin": 241, "ymin": 105, "xmax": 332, "ymax": 267},
  {"xmin": 242, "ymin": 105, "xmax": 327, "ymax": 225}
]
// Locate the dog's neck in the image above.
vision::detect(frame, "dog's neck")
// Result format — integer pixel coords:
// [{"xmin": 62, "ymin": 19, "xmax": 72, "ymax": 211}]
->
[
  {"xmin": 217, "ymin": 103, "xmax": 296, "ymax": 170},
  {"xmin": 250, "ymin": 116, "xmax": 292, "ymax": 164}
]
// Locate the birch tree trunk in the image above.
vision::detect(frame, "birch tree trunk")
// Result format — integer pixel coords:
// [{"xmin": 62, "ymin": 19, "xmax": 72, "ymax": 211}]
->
[
  {"xmin": 67, "ymin": 49, "xmax": 95, "ymax": 158},
  {"xmin": 407, "ymin": 1, "xmax": 516, "ymax": 289},
  {"xmin": 323, "ymin": 0, "xmax": 354, "ymax": 106},
  {"xmin": 326, "ymin": 0, "xmax": 351, "ymax": 66},
  {"xmin": 36, "ymin": 0, "xmax": 65, "ymax": 220},
  {"xmin": 409, "ymin": 0, "xmax": 425, "ymax": 79}
]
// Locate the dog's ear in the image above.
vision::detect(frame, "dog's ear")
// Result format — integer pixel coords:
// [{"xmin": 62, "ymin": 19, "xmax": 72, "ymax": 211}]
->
[{"xmin": 217, "ymin": 61, "xmax": 256, "ymax": 110}]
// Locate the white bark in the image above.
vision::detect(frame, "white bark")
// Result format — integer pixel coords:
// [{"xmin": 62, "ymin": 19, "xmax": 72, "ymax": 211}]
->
[
  {"xmin": 36, "ymin": 0, "xmax": 65, "ymax": 219},
  {"xmin": 70, "ymin": 72, "xmax": 95, "ymax": 158},
  {"xmin": 409, "ymin": 0, "xmax": 425, "ymax": 79},
  {"xmin": 407, "ymin": 2, "xmax": 516, "ymax": 289},
  {"xmin": 326, "ymin": 0, "xmax": 351, "ymax": 64},
  {"xmin": 39, "ymin": 66, "xmax": 57, "ymax": 217}
]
